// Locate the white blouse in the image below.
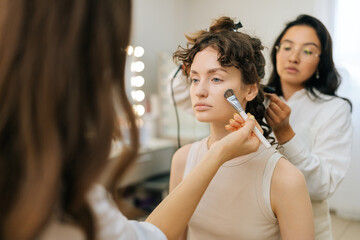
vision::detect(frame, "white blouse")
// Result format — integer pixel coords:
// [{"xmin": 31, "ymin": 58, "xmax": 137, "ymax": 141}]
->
[
  {"xmin": 278, "ymin": 89, "xmax": 352, "ymax": 201},
  {"xmin": 40, "ymin": 184, "xmax": 167, "ymax": 240},
  {"xmin": 87, "ymin": 184, "xmax": 167, "ymax": 240}
]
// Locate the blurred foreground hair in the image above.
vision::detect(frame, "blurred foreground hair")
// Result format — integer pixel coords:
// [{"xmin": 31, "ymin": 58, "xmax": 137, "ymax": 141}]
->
[{"xmin": 0, "ymin": 0, "xmax": 138, "ymax": 239}]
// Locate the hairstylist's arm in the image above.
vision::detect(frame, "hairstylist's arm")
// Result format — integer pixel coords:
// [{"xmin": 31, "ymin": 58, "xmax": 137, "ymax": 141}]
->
[
  {"xmin": 265, "ymin": 93, "xmax": 295, "ymax": 144},
  {"xmin": 146, "ymin": 118, "xmax": 260, "ymax": 240}
]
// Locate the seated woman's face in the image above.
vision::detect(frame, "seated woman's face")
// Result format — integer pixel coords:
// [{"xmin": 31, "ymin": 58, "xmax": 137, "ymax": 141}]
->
[{"xmin": 189, "ymin": 46, "xmax": 249, "ymax": 124}]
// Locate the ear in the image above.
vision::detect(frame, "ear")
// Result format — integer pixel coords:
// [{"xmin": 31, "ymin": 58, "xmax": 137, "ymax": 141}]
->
[{"xmin": 245, "ymin": 83, "xmax": 258, "ymax": 101}]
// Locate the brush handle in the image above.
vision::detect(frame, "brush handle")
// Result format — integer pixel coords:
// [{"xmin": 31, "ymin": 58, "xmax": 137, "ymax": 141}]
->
[{"xmin": 238, "ymin": 111, "xmax": 271, "ymax": 148}]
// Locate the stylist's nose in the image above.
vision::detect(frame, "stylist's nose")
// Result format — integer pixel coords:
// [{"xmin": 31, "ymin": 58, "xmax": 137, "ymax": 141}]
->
[
  {"xmin": 288, "ymin": 49, "xmax": 300, "ymax": 64},
  {"xmin": 195, "ymin": 80, "xmax": 208, "ymax": 98}
]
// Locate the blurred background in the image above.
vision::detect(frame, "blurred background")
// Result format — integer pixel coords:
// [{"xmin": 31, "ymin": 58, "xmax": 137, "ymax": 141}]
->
[{"xmin": 121, "ymin": 0, "xmax": 359, "ymax": 236}]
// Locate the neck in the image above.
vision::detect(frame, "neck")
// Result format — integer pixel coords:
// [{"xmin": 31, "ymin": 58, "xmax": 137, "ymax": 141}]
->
[
  {"xmin": 280, "ymin": 81, "xmax": 304, "ymax": 100},
  {"xmin": 208, "ymin": 122, "xmax": 230, "ymax": 148}
]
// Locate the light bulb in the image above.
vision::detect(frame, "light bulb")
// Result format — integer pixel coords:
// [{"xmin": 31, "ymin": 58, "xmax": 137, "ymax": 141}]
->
[
  {"xmin": 131, "ymin": 61, "xmax": 145, "ymax": 73},
  {"xmin": 131, "ymin": 76, "xmax": 145, "ymax": 87},
  {"xmin": 127, "ymin": 45, "xmax": 133, "ymax": 56},
  {"xmin": 133, "ymin": 104, "xmax": 145, "ymax": 116},
  {"xmin": 134, "ymin": 46, "xmax": 144, "ymax": 57},
  {"xmin": 131, "ymin": 90, "xmax": 145, "ymax": 102}
]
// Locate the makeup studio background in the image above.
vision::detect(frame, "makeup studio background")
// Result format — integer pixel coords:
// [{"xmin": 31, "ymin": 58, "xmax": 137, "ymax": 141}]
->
[{"xmin": 128, "ymin": 0, "xmax": 360, "ymax": 220}]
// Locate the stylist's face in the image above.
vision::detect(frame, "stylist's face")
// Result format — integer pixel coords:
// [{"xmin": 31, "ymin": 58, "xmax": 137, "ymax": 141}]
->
[
  {"xmin": 276, "ymin": 25, "xmax": 321, "ymax": 92},
  {"xmin": 189, "ymin": 46, "xmax": 251, "ymax": 124}
]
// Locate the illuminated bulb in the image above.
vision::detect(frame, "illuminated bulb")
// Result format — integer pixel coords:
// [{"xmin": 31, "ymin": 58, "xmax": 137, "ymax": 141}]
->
[
  {"xmin": 131, "ymin": 61, "xmax": 145, "ymax": 72},
  {"xmin": 131, "ymin": 76, "xmax": 145, "ymax": 87},
  {"xmin": 127, "ymin": 45, "xmax": 134, "ymax": 56},
  {"xmin": 134, "ymin": 104, "xmax": 145, "ymax": 116},
  {"xmin": 134, "ymin": 46, "xmax": 144, "ymax": 57},
  {"xmin": 136, "ymin": 90, "xmax": 145, "ymax": 101},
  {"xmin": 131, "ymin": 90, "xmax": 145, "ymax": 102},
  {"xmin": 131, "ymin": 90, "xmax": 136, "ymax": 100}
]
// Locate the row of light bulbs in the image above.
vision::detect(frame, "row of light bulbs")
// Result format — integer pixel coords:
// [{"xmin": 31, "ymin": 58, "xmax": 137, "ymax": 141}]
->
[{"xmin": 128, "ymin": 45, "xmax": 146, "ymax": 116}]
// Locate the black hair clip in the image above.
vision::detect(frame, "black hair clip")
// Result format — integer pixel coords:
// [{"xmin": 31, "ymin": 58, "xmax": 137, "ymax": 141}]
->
[
  {"xmin": 263, "ymin": 86, "xmax": 276, "ymax": 94},
  {"xmin": 233, "ymin": 21, "xmax": 243, "ymax": 32}
]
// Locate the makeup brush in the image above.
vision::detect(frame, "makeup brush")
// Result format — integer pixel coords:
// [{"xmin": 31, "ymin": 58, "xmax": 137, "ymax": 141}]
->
[{"xmin": 224, "ymin": 89, "xmax": 271, "ymax": 148}]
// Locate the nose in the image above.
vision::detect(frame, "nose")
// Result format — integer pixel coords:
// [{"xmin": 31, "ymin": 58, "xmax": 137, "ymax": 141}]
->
[
  {"xmin": 288, "ymin": 48, "xmax": 300, "ymax": 63},
  {"xmin": 195, "ymin": 81, "xmax": 208, "ymax": 98}
]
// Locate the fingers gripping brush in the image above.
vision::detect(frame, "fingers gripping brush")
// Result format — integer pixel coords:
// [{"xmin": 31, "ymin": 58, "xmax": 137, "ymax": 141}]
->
[{"xmin": 224, "ymin": 89, "xmax": 271, "ymax": 148}]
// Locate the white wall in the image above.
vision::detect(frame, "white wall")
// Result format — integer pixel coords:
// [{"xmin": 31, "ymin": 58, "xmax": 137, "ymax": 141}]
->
[
  {"xmin": 181, "ymin": 0, "xmax": 324, "ymax": 83},
  {"xmin": 132, "ymin": 0, "xmax": 331, "ymax": 91},
  {"xmin": 131, "ymin": 0, "xmax": 360, "ymax": 219},
  {"xmin": 328, "ymin": 0, "xmax": 360, "ymax": 220},
  {"xmin": 131, "ymin": 0, "xmax": 185, "ymax": 93}
]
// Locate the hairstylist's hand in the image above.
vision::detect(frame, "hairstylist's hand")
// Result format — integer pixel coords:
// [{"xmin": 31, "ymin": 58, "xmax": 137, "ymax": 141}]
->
[
  {"xmin": 211, "ymin": 116, "xmax": 260, "ymax": 162},
  {"xmin": 265, "ymin": 93, "xmax": 295, "ymax": 144}
]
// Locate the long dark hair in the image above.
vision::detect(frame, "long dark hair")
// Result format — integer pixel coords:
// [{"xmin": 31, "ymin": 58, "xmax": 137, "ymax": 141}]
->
[
  {"xmin": 174, "ymin": 16, "xmax": 273, "ymax": 140},
  {"xmin": 0, "ymin": 0, "xmax": 138, "ymax": 239},
  {"xmin": 267, "ymin": 14, "xmax": 351, "ymax": 108}
]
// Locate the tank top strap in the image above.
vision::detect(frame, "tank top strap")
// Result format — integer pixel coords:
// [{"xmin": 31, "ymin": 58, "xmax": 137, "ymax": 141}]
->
[{"xmin": 261, "ymin": 151, "xmax": 283, "ymax": 220}]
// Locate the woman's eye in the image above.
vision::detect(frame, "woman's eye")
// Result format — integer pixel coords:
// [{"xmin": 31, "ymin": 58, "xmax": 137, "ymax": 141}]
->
[
  {"xmin": 212, "ymin": 78, "xmax": 222, "ymax": 83},
  {"xmin": 303, "ymin": 49, "xmax": 313, "ymax": 56},
  {"xmin": 190, "ymin": 78, "xmax": 199, "ymax": 84}
]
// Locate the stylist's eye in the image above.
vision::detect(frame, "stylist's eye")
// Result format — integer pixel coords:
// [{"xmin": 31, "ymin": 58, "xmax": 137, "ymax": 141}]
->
[
  {"xmin": 283, "ymin": 45, "xmax": 292, "ymax": 51},
  {"xmin": 303, "ymin": 48, "xmax": 313, "ymax": 56}
]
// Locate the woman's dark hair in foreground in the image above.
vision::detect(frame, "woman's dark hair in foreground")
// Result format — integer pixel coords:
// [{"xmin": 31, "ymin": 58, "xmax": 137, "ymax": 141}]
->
[
  {"xmin": 174, "ymin": 16, "xmax": 274, "ymax": 141},
  {"xmin": 267, "ymin": 14, "xmax": 352, "ymax": 108},
  {"xmin": 0, "ymin": 0, "xmax": 138, "ymax": 239}
]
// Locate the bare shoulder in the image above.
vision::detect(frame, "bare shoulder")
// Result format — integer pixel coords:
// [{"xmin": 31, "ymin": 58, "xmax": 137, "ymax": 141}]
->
[
  {"xmin": 169, "ymin": 143, "xmax": 192, "ymax": 192},
  {"xmin": 171, "ymin": 143, "xmax": 192, "ymax": 173},
  {"xmin": 272, "ymin": 157, "xmax": 306, "ymax": 188},
  {"xmin": 270, "ymin": 159, "xmax": 314, "ymax": 238},
  {"xmin": 271, "ymin": 157, "xmax": 309, "ymax": 213}
]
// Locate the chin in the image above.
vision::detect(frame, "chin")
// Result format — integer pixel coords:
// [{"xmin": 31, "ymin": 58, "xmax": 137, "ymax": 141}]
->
[
  {"xmin": 195, "ymin": 114, "xmax": 229, "ymax": 124},
  {"xmin": 195, "ymin": 116, "xmax": 211, "ymax": 123},
  {"xmin": 194, "ymin": 113, "xmax": 212, "ymax": 123}
]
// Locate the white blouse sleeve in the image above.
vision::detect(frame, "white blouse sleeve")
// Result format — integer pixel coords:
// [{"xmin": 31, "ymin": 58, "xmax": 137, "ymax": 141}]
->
[
  {"xmin": 167, "ymin": 67, "xmax": 193, "ymax": 115},
  {"xmin": 87, "ymin": 184, "xmax": 167, "ymax": 240},
  {"xmin": 281, "ymin": 101, "xmax": 352, "ymax": 201}
]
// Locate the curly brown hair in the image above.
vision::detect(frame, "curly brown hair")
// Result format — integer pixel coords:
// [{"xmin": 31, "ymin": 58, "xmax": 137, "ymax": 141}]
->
[{"xmin": 173, "ymin": 16, "xmax": 273, "ymax": 140}]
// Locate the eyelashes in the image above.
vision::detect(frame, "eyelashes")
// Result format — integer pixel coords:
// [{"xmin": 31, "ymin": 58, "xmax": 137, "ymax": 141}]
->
[{"xmin": 190, "ymin": 77, "xmax": 224, "ymax": 84}]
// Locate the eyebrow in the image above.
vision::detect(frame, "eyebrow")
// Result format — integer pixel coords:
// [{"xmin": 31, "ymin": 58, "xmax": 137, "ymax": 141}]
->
[
  {"xmin": 281, "ymin": 39, "xmax": 320, "ymax": 48},
  {"xmin": 190, "ymin": 67, "xmax": 228, "ymax": 74}
]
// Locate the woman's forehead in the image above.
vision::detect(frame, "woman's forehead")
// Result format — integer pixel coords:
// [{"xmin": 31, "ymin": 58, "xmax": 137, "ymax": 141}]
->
[{"xmin": 282, "ymin": 25, "xmax": 321, "ymax": 47}]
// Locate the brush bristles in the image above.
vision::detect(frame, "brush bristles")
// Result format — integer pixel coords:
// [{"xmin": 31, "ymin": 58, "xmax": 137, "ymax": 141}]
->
[{"xmin": 224, "ymin": 89, "xmax": 235, "ymax": 98}]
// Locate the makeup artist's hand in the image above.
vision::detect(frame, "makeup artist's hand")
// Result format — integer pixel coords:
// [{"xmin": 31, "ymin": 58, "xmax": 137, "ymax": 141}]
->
[
  {"xmin": 209, "ymin": 117, "xmax": 260, "ymax": 162},
  {"xmin": 265, "ymin": 93, "xmax": 295, "ymax": 144},
  {"xmin": 225, "ymin": 113, "xmax": 263, "ymax": 134}
]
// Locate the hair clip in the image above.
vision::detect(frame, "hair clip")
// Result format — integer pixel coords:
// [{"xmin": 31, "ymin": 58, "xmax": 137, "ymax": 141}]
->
[{"xmin": 233, "ymin": 21, "xmax": 243, "ymax": 32}]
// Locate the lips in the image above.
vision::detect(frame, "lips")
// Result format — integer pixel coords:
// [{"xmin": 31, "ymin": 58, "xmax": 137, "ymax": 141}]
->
[
  {"xmin": 194, "ymin": 102, "xmax": 212, "ymax": 111},
  {"xmin": 285, "ymin": 67, "xmax": 299, "ymax": 73}
]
